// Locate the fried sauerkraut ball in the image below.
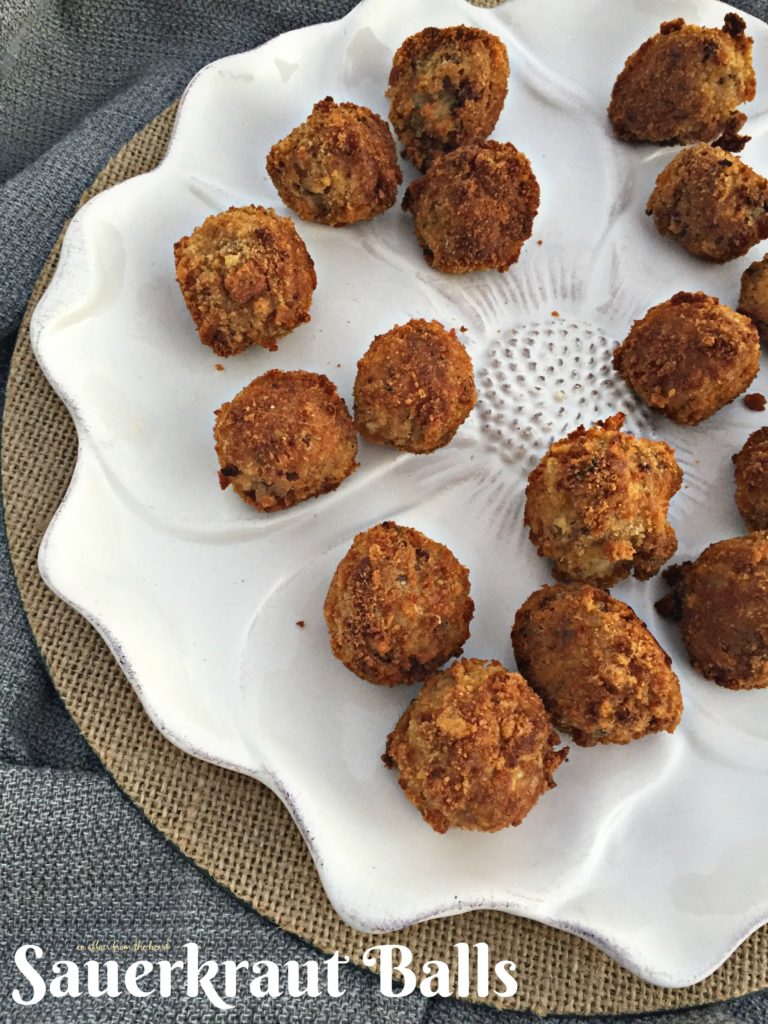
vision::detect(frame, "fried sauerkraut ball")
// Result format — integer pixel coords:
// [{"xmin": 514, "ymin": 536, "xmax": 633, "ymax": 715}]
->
[
  {"xmin": 174, "ymin": 206, "xmax": 316, "ymax": 355},
  {"xmin": 734, "ymin": 428, "xmax": 768, "ymax": 531},
  {"xmin": 608, "ymin": 14, "xmax": 755, "ymax": 146},
  {"xmin": 266, "ymin": 97, "xmax": 402, "ymax": 226},
  {"xmin": 387, "ymin": 26, "xmax": 509, "ymax": 172},
  {"xmin": 739, "ymin": 253, "xmax": 768, "ymax": 340},
  {"xmin": 646, "ymin": 143, "xmax": 768, "ymax": 262},
  {"xmin": 524, "ymin": 413, "xmax": 682, "ymax": 588},
  {"xmin": 383, "ymin": 658, "xmax": 567, "ymax": 833},
  {"xmin": 402, "ymin": 141, "xmax": 539, "ymax": 273},
  {"xmin": 613, "ymin": 292, "xmax": 760, "ymax": 425},
  {"xmin": 657, "ymin": 533, "xmax": 768, "ymax": 689},
  {"xmin": 353, "ymin": 319, "xmax": 476, "ymax": 453},
  {"xmin": 323, "ymin": 522, "xmax": 473, "ymax": 686},
  {"xmin": 214, "ymin": 369, "xmax": 357, "ymax": 511},
  {"xmin": 512, "ymin": 583, "xmax": 682, "ymax": 747}
]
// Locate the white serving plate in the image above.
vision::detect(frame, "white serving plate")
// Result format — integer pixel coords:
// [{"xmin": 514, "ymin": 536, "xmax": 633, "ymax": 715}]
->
[{"xmin": 30, "ymin": 0, "xmax": 768, "ymax": 987}]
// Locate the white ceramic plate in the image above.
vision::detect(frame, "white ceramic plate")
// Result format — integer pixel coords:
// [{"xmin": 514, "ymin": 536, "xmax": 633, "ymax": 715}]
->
[{"xmin": 31, "ymin": 0, "xmax": 768, "ymax": 988}]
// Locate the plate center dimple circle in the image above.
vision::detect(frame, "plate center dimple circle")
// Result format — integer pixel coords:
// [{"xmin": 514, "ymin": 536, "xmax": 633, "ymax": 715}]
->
[{"xmin": 476, "ymin": 319, "xmax": 655, "ymax": 466}]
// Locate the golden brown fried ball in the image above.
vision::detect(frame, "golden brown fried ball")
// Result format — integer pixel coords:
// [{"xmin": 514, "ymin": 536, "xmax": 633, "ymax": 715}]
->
[
  {"xmin": 383, "ymin": 658, "xmax": 567, "ymax": 833},
  {"xmin": 738, "ymin": 253, "xmax": 768, "ymax": 340},
  {"xmin": 646, "ymin": 143, "xmax": 768, "ymax": 262},
  {"xmin": 608, "ymin": 14, "xmax": 755, "ymax": 146},
  {"xmin": 387, "ymin": 26, "xmax": 509, "ymax": 172},
  {"xmin": 266, "ymin": 97, "xmax": 402, "ymax": 226},
  {"xmin": 512, "ymin": 583, "xmax": 683, "ymax": 747},
  {"xmin": 524, "ymin": 413, "xmax": 682, "ymax": 588},
  {"xmin": 657, "ymin": 533, "xmax": 768, "ymax": 689},
  {"xmin": 214, "ymin": 369, "xmax": 357, "ymax": 511},
  {"xmin": 613, "ymin": 292, "xmax": 760, "ymax": 426},
  {"xmin": 353, "ymin": 319, "xmax": 476, "ymax": 453},
  {"xmin": 734, "ymin": 428, "xmax": 768, "ymax": 531},
  {"xmin": 324, "ymin": 522, "xmax": 473, "ymax": 686},
  {"xmin": 402, "ymin": 141, "xmax": 539, "ymax": 274},
  {"xmin": 174, "ymin": 206, "xmax": 316, "ymax": 356}
]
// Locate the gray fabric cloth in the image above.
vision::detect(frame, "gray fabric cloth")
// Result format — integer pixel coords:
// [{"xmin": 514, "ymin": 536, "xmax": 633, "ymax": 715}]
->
[{"xmin": 1, "ymin": 1, "xmax": 768, "ymax": 1020}]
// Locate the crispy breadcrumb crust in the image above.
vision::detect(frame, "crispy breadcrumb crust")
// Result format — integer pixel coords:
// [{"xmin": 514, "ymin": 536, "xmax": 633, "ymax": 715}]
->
[
  {"xmin": 734, "ymin": 427, "xmax": 768, "ymax": 531},
  {"xmin": 266, "ymin": 97, "xmax": 402, "ymax": 226},
  {"xmin": 383, "ymin": 658, "xmax": 567, "ymax": 833},
  {"xmin": 739, "ymin": 253, "xmax": 768, "ymax": 341},
  {"xmin": 608, "ymin": 15, "xmax": 754, "ymax": 146},
  {"xmin": 524, "ymin": 413, "xmax": 682, "ymax": 588},
  {"xmin": 323, "ymin": 522, "xmax": 473, "ymax": 686},
  {"xmin": 353, "ymin": 319, "xmax": 477, "ymax": 453},
  {"xmin": 512, "ymin": 583, "xmax": 682, "ymax": 747},
  {"xmin": 213, "ymin": 369, "xmax": 357, "ymax": 512},
  {"xmin": 657, "ymin": 533, "xmax": 768, "ymax": 689},
  {"xmin": 646, "ymin": 143, "xmax": 768, "ymax": 262},
  {"xmin": 387, "ymin": 25, "xmax": 509, "ymax": 172},
  {"xmin": 174, "ymin": 206, "xmax": 316, "ymax": 355},
  {"xmin": 402, "ymin": 141, "xmax": 539, "ymax": 273},
  {"xmin": 613, "ymin": 291, "xmax": 760, "ymax": 425}
]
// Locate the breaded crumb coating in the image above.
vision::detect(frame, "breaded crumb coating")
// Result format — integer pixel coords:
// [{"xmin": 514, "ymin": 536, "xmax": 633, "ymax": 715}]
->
[
  {"xmin": 403, "ymin": 141, "xmax": 539, "ymax": 274},
  {"xmin": 174, "ymin": 206, "xmax": 316, "ymax": 356},
  {"xmin": 609, "ymin": 14, "xmax": 754, "ymax": 146},
  {"xmin": 512, "ymin": 583, "xmax": 682, "ymax": 747},
  {"xmin": 658, "ymin": 533, "xmax": 768, "ymax": 690},
  {"xmin": 613, "ymin": 291, "xmax": 760, "ymax": 425},
  {"xmin": 646, "ymin": 143, "xmax": 768, "ymax": 262},
  {"xmin": 734, "ymin": 427, "xmax": 768, "ymax": 531},
  {"xmin": 214, "ymin": 369, "xmax": 357, "ymax": 511},
  {"xmin": 387, "ymin": 25, "xmax": 509, "ymax": 172},
  {"xmin": 739, "ymin": 253, "xmax": 768, "ymax": 341},
  {"xmin": 524, "ymin": 413, "xmax": 682, "ymax": 588},
  {"xmin": 324, "ymin": 522, "xmax": 473, "ymax": 686},
  {"xmin": 384, "ymin": 658, "xmax": 567, "ymax": 833},
  {"xmin": 266, "ymin": 97, "xmax": 402, "ymax": 226},
  {"xmin": 353, "ymin": 319, "xmax": 476, "ymax": 453}
]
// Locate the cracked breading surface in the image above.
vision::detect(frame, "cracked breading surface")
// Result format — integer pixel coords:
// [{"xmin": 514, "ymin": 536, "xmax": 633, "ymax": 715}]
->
[
  {"xmin": 353, "ymin": 319, "xmax": 476, "ymax": 453},
  {"xmin": 608, "ymin": 14, "xmax": 754, "ymax": 146},
  {"xmin": 387, "ymin": 25, "xmax": 509, "ymax": 172},
  {"xmin": 512, "ymin": 583, "xmax": 682, "ymax": 747},
  {"xmin": 383, "ymin": 658, "xmax": 567, "ymax": 833},
  {"xmin": 524, "ymin": 413, "xmax": 682, "ymax": 588},
  {"xmin": 214, "ymin": 369, "xmax": 357, "ymax": 512},
  {"xmin": 174, "ymin": 206, "xmax": 316, "ymax": 355},
  {"xmin": 267, "ymin": 97, "xmax": 402, "ymax": 226},
  {"xmin": 324, "ymin": 522, "xmax": 473, "ymax": 687},
  {"xmin": 613, "ymin": 291, "xmax": 760, "ymax": 425}
]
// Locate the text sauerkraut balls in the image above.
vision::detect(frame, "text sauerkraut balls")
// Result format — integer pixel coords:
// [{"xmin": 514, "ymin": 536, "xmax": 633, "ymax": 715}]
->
[
  {"xmin": 387, "ymin": 26, "xmax": 509, "ymax": 172},
  {"xmin": 734, "ymin": 428, "xmax": 768, "ymax": 531},
  {"xmin": 174, "ymin": 206, "xmax": 316, "ymax": 355},
  {"xmin": 658, "ymin": 533, "xmax": 768, "ymax": 690},
  {"xmin": 402, "ymin": 141, "xmax": 539, "ymax": 273},
  {"xmin": 613, "ymin": 292, "xmax": 760, "ymax": 425},
  {"xmin": 608, "ymin": 14, "xmax": 755, "ymax": 146},
  {"xmin": 524, "ymin": 413, "xmax": 682, "ymax": 588},
  {"xmin": 739, "ymin": 253, "xmax": 768, "ymax": 341},
  {"xmin": 646, "ymin": 143, "xmax": 768, "ymax": 262},
  {"xmin": 383, "ymin": 658, "xmax": 567, "ymax": 833},
  {"xmin": 353, "ymin": 319, "xmax": 476, "ymax": 453},
  {"xmin": 266, "ymin": 97, "xmax": 402, "ymax": 226},
  {"xmin": 214, "ymin": 370, "xmax": 357, "ymax": 511},
  {"xmin": 512, "ymin": 584, "xmax": 682, "ymax": 747},
  {"xmin": 323, "ymin": 522, "xmax": 473, "ymax": 686}
]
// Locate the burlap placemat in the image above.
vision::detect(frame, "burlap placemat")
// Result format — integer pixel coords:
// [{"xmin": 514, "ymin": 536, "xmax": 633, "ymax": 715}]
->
[{"xmin": 4, "ymin": 95, "xmax": 768, "ymax": 1019}]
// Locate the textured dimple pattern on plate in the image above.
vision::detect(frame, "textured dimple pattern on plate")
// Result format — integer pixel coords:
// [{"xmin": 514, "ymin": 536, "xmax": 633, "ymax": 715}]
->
[{"xmin": 476, "ymin": 319, "xmax": 655, "ymax": 466}]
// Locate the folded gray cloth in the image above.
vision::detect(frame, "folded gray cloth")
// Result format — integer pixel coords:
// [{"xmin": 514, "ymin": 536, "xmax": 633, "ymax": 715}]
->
[{"xmin": 1, "ymin": 1, "xmax": 767, "ymax": 1020}]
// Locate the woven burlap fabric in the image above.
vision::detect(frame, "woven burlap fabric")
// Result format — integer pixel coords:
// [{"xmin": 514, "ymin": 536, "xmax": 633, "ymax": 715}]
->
[{"xmin": 4, "ymin": 98, "xmax": 768, "ymax": 1021}]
